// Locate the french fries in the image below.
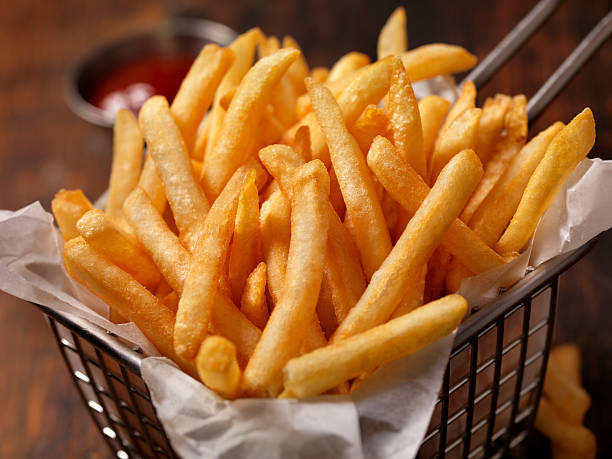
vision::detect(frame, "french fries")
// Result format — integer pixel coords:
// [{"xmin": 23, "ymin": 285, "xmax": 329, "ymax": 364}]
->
[
  {"xmin": 332, "ymin": 150, "xmax": 483, "ymax": 342},
  {"xmin": 106, "ymin": 109, "xmax": 143, "ymax": 226},
  {"xmin": 194, "ymin": 28, "xmax": 262, "ymax": 161},
  {"xmin": 196, "ymin": 336, "xmax": 241, "ymax": 399},
  {"xmin": 377, "ymin": 6, "xmax": 407, "ymax": 59},
  {"xmin": 367, "ymin": 136, "xmax": 505, "ymax": 274},
  {"xmin": 242, "ymin": 161, "xmax": 329, "ymax": 396},
  {"xmin": 240, "ymin": 262, "xmax": 269, "ymax": 330},
  {"xmin": 76, "ymin": 209, "xmax": 161, "ymax": 290},
  {"xmin": 170, "ymin": 44, "xmax": 234, "ymax": 152},
  {"xmin": 536, "ymin": 344, "xmax": 596, "ymax": 459},
  {"xmin": 52, "ymin": 189, "xmax": 94, "ymax": 241},
  {"xmin": 282, "ymin": 294, "xmax": 467, "ymax": 398},
  {"xmin": 123, "ymin": 188, "xmax": 190, "ymax": 294},
  {"xmin": 400, "ymin": 44, "xmax": 477, "ymax": 82},
  {"xmin": 175, "ymin": 167, "xmax": 252, "ymax": 359},
  {"xmin": 63, "ymin": 237, "xmax": 196, "ymax": 376},
  {"xmin": 229, "ymin": 171, "xmax": 260, "ymax": 304},
  {"xmin": 307, "ymin": 77, "xmax": 392, "ymax": 279},
  {"xmin": 429, "ymin": 107, "xmax": 481, "ymax": 183},
  {"xmin": 139, "ymin": 96, "xmax": 210, "ymax": 252},
  {"xmin": 497, "ymin": 108, "xmax": 595, "ymax": 254},
  {"xmin": 201, "ymin": 48, "xmax": 299, "ymax": 198},
  {"xmin": 55, "ymin": 16, "xmax": 598, "ymax": 404},
  {"xmin": 461, "ymin": 95, "xmax": 527, "ymax": 223},
  {"xmin": 386, "ymin": 57, "xmax": 425, "ymax": 178}
]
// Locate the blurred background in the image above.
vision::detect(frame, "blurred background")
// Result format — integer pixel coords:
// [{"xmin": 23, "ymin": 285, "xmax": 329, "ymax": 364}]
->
[{"xmin": 0, "ymin": 0, "xmax": 610, "ymax": 457}]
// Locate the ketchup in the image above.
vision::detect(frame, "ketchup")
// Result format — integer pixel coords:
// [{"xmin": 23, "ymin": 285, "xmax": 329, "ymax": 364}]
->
[{"xmin": 88, "ymin": 54, "xmax": 194, "ymax": 120}]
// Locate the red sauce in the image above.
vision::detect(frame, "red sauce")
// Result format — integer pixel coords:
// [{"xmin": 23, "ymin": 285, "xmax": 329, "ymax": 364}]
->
[{"xmin": 89, "ymin": 54, "xmax": 194, "ymax": 120}]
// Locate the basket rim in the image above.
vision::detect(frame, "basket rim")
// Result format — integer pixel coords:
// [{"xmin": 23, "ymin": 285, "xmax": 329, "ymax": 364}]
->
[{"xmin": 32, "ymin": 236, "xmax": 598, "ymax": 377}]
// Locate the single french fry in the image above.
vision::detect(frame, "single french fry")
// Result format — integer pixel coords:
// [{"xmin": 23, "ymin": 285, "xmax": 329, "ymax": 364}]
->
[
  {"xmin": 387, "ymin": 57, "xmax": 425, "ymax": 178},
  {"xmin": 63, "ymin": 237, "xmax": 196, "ymax": 376},
  {"xmin": 475, "ymin": 94, "xmax": 512, "ymax": 164},
  {"xmin": 137, "ymin": 156, "xmax": 166, "ymax": 214},
  {"xmin": 196, "ymin": 336, "xmax": 241, "ymax": 399},
  {"xmin": 549, "ymin": 344, "xmax": 582, "ymax": 385},
  {"xmin": 390, "ymin": 264, "xmax": 427, "ymax": 319},
  {"xmin": 497, "ymin": 108, "xmax": 595, "ymax": 255},
  {"xmin": 328, "ymin": 52, "xmax": 371, "ymax": 82},
  {"xmin": 441, "ymin": 80, "xmax": 476, "ymax": 133},
  {"xmin": 333, "ymin": 149, "xmax": 482, "ymax": 342},
  {"xmin": 196, "ymin": 28, "xmax": 262, "ymax": 161},
  {"xmin": 170, "ymin": 44, "xmax": 234, "ymax": 151},
  {"xmin": 535, "ymin": 397, "xmax": 597, "ymax": 459},
  {"xmin": 282, "ymin": 36, "xmax": 310, "ymax": 96},
  {"xmin": 419, "ymin": 95, "xmax": 451, "ymax": 176},
  {"xmin": 310, "ymin": 66, "xmax": 329, "ymax": 83},
  {"xmin": 377, "ymin": 6, "xmax": 407, "ymax": 59},
  {"xmin": 258, "ymin": 144, "xmax": 367, "ymax": 323},
  {"xmin": 470, "ymin": 122, "xmax": 564, "ymax": 245},
  {"xmin": 51, "ymin": 189, "xmax": 94, "ymax": 241},
  {"xmin": 242, "ymin": 160, "xmax": 330, "ymax": 396},
  {"xmin": 351, "ymin": 104, "xmax": 390, "ymax": 154},
  {"xmin": 211, "ymin": 295, "xmax": 262, "ymax": 367},
  {"xmin": 260, "ymin": 189, "xmax": 292, "ymax": 306},
  {"xmin": 229, "ymin": 171, "xmax": 260, "ymax": 304},
  {"xmin": 543, "ymin": 363, "xmax": 591, "ymax": 425},
  {"xmin": 429, "ymin": 107, "xmax": 481, "ymax": 183},
  {"xmin": 271, "ymin": 70, "xmax": 299, "ymax": 128},
  {"xmin": 292, "ymin": 125, "xmax": 312, "ymax": 161},
  {"xmin": 106, "ymin": 109, "xmax": 143, "ymax": 224},
  {"xmin": 139, "ymin": 96, "xmax": 210, "ymax": 252},
  {"xmin": 282, "ymin": 294, "xmax": 467, "ymax": 398},
  {"xmin": 240, "ymin": 262, "xmax": 269, "ymax": 330},
  {"xmin": 175, "ymin": 167, "xmax": 252, "ymax": 359},
  {"xmin": 462, "ymin": 95, "xmax": 527, "ymax": 223},
  {"xmin": 367, "ymin": 136, "xmax": 505, "ymax": 274},
  {"xmin": 76, "ymin": 209, "xmax": 161, "ymax": 290},
  {"xmin": 307, "ymin": 77, "xmax": 392, "ymax": 279},
  {"xmin": 400, "ymin": 44, "xmax": 477, "ymax": 82},
  {"xmin": 201, "ymin": 48, "xmax": 299, "ymax": 198},
  {"xmin": 123, "ymin": 188, "xmax": 190, "ymax": 294}
]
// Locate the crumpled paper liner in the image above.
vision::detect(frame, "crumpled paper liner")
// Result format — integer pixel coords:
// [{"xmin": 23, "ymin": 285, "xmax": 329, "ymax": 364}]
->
[{"xmin": 2, "ymin": 80, "xmax": 611, "ymax": 457}]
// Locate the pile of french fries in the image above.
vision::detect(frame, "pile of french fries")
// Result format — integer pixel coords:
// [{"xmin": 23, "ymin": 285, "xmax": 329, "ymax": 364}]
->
[
  {"xmin": 536, "ymin": 345, "xmax": 597, "ymax": 458},
  {"xmin": 52, "ymin": 8, "xmax": 596, "ymax": 399}
]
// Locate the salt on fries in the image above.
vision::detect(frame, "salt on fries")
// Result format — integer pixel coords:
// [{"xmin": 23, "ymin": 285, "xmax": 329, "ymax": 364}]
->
[{"xmin": 53, "ymin": 9, "xmax": 596, "ymax": 399}]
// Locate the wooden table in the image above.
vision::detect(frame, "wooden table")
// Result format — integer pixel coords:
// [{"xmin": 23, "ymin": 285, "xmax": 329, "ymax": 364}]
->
[{"xmin": 1, "ymin": 0, "xmax": 610, "ymax": 457}]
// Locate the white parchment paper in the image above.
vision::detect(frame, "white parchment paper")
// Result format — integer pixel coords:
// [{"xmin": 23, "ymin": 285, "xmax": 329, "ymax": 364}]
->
[{"xmin": 1, "ymin": 75, "xmax": 611, "ymax": 457}]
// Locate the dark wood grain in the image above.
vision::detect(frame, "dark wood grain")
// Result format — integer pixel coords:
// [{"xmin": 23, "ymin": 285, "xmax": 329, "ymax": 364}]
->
[{"xmin": 0, "ymin": 0, "xmax": 610, "ymax": 457}]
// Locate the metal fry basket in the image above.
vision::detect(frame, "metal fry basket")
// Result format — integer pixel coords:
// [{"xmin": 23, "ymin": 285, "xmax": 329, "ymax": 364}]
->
[{"xmin": 33, "ymin": 239, "xmax": 595, "ymax": 459}]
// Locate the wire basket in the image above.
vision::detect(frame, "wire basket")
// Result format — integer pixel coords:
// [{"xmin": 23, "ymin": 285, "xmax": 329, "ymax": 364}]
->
[{"xmin": 31, "ymin": 238, "xmax": 595, "ymax": 459}]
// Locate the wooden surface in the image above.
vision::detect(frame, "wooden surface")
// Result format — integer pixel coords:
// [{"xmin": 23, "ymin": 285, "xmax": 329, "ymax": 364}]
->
[{"xmin": 0, "ymin": 0, "xmax": 610, "ymax": 457}]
